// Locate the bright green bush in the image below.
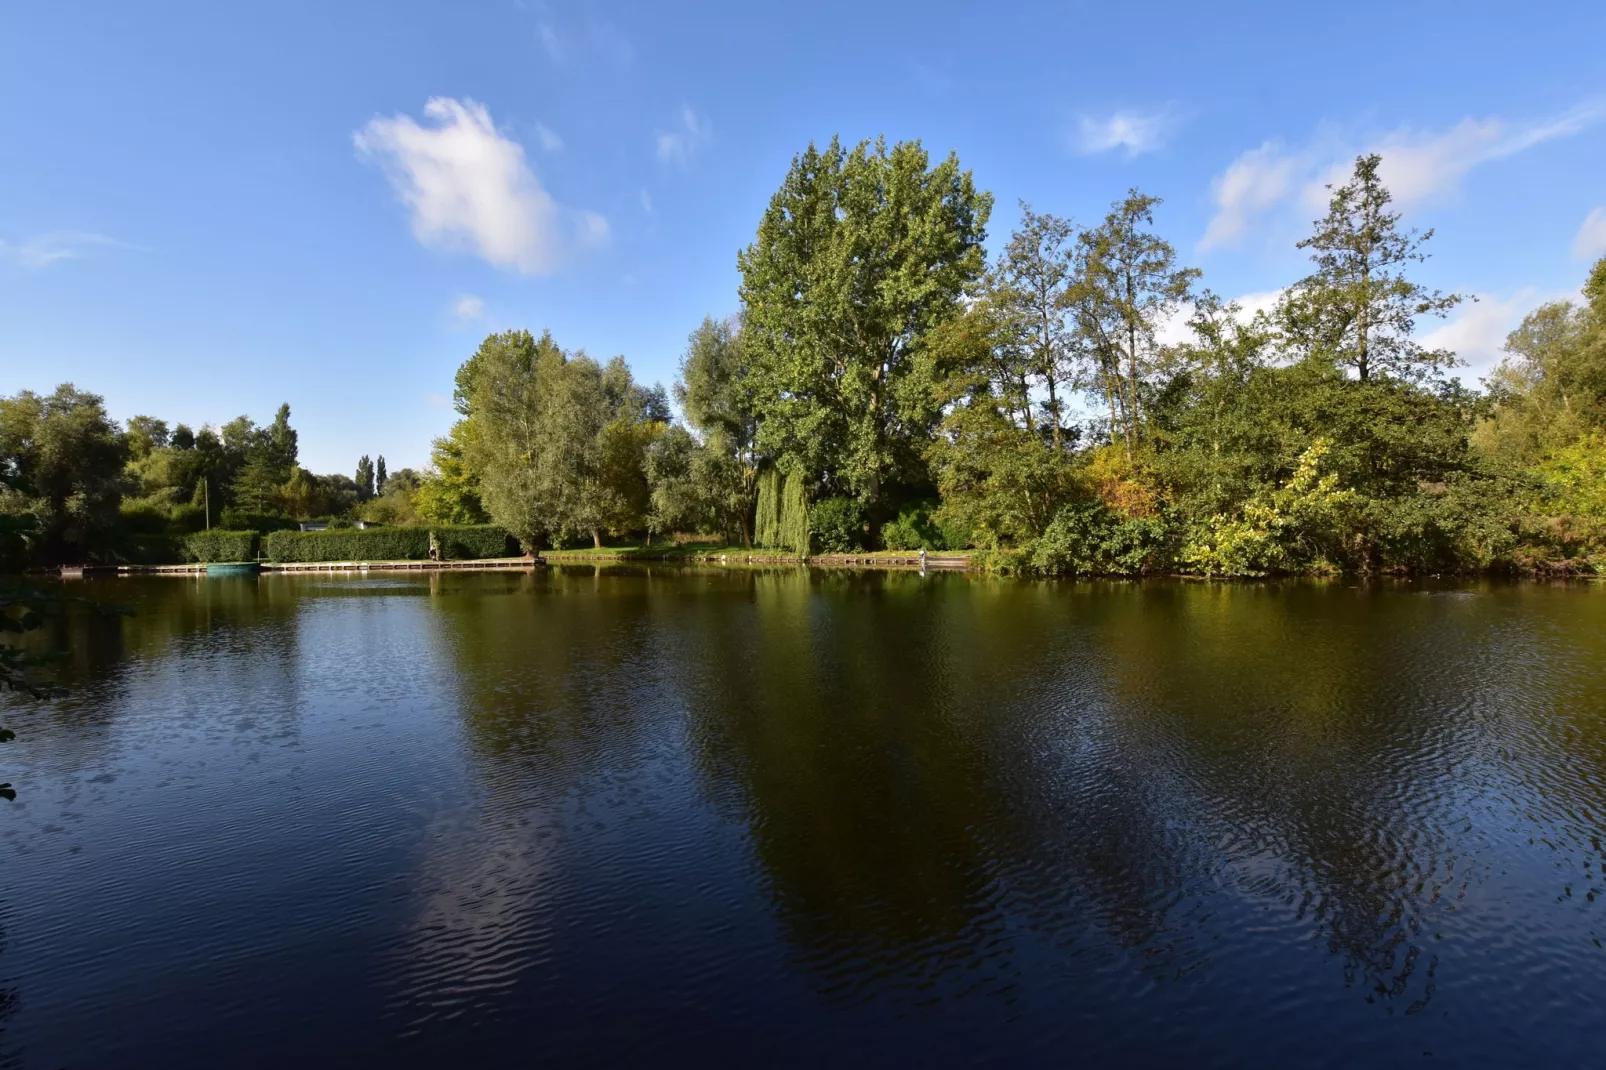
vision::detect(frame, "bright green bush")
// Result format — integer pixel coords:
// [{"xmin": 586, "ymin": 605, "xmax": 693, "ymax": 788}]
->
[
  {"xmin": 809, "ymin": 497, "xmax": 864, "ymax": 552},
  {"xmin": 181, "ymin": 530, "xmax": 261, "ymax": 563},
  {"xmin": 262, "ymin": 525, "xmax": 514, "ymax": 562}
]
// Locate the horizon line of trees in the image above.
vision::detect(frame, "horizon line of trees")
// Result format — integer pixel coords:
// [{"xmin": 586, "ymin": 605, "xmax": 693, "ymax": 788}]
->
[
  {"xmin": 0, "ymin": 389, "xmax": 440, "ymax": 565},
  {"xmin": 6, "ymin": 137, "xmax": 1606, "ymax": 575}
]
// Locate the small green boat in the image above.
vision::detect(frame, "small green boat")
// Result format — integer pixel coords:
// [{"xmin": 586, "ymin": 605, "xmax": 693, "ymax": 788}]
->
[{"xmin": 206, "ymin": 562, "xmax": 262, "ymax": 577}]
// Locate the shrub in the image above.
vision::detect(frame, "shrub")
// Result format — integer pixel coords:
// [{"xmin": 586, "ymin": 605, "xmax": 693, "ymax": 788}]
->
[
  {"xmin": 809, "ymin": 497, "xmax": 864, "ymax": 553},
  {"xmin": 435, "ymin": 525, "xmax": 517, "ymax": 560},
  {"xmin": 262, "ymin": 525, "xmax": 514, "ymax": 563},
  {"xmin": 880, "ymin": 499, "xmax": 949, "ymax": 551},
  {"xmin": 1180, "ymin": 440, "xmax": 1361, "ymax": 576},
  {"xmin": 167, "ymin": 504, "xmax": 208, "ymax": 534},
  {"xmin": 1029, "ymin": 501, "xmax": 1172, "ymax": 576},
  {"xmin": 181, "ymin": 530, "xmax": 261, "ymax": 563},
  {"xmin": 118, "ymin": 500, "xmax": 171, "ymax": 535}
]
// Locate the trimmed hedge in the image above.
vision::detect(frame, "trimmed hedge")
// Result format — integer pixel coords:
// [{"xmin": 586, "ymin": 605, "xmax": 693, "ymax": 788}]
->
[
  {"xmin": 262, "ymin": 525, "xmax": 515, "ymax": 563},
  {"xmin": 435, "ymin": 525, "xmax": 517, "ymax": 560},
  {"xmin": 182, "ymin": 530, "xmax": 261, "ymax": 563}
]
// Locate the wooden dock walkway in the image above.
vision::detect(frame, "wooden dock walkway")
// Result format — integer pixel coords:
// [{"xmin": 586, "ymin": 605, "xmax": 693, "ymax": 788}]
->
[
  {"xmin": 111, "ymin": 557, "xmax": 540, "ymax": 576},
  {"xmin": 78, "ymin": 554, "xmax": 973, "ymax": 578}
]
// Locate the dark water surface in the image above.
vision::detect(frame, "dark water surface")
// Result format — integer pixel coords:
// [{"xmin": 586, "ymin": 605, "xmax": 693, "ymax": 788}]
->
[{"xmin": 2, "ymin": 569, "xmax": 1604, "ymax": 1067}]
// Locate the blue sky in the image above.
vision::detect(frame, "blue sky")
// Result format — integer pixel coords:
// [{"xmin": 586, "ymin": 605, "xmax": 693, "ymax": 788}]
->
[{"xmin": 3, "ymin": 0, "xmax": 1604, "ymax": 475}]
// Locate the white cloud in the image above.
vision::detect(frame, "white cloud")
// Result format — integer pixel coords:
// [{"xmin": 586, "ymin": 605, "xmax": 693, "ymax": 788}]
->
[
  {"xmin": 656, "ymin": 107, "xmax": 711, "ymax": 166},
  {"xmin": 577, "ymin": 211, "xmax": 609, "ymax": 247},
  {"xmin": 354, "ymin": 97, "xmax": 605, "ymax": 275},
  {"xmin": 453, "ymin": 294, "xmax": 484, "ymax": 319},
  {"xmin": 1574, "ymin": 207, "xmax": 1606, "ymax": 260},
  {"xmin": 1075, "ymin": 107, "xmax": 1175, "ymax": 156},
  {"xmin": 639, "ymin": 189, "xmax": 652, "ymax": 213},
  {"xmin": 533, "ymin": 121, "xmax": 563, "ymax": 152},
  {"xmin": 537, "ymin": 22, "xmax": 562, "ymax": 61},
  {"xmin": 0, "ymin": 231, "xmax": 132, "ymax": 270},
  {"xmin": 1155, "ymin": 289, "xmax": 1286, "ymax": 347},
  {"xmin": 1419, "ymin": 288, "xmax": 1580, "ymax": 383},
  {"xmin": 1202, "ymin": 100, "xmax": 1605, "ymax": 250},
  {"xmin": 1304, "ymin": 106, "xmax": 1601, "ymax": 211},
  {"xmin": 1200, "ymin": 143, "xmax": 1301, "ymax": 250}
]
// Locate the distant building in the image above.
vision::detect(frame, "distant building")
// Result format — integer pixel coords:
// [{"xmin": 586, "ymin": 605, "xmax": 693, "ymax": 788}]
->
[{"xmin": 296, "ymin": 520, "xmax": 382, "ymax": 531}]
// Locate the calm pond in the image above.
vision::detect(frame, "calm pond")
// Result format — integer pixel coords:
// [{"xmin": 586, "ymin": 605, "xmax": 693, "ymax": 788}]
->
[{"xmin": 2, "ymin": 569, "xmax": 1604, "ymax": 1067}]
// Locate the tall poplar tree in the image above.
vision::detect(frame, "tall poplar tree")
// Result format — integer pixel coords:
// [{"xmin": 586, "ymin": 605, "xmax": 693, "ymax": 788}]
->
[
  {"xmin": 355, "ymin": 455, "xmax": 375, "ymax": 501},
  {"xmin": 738, "ymin": 136, "xmax": 991, "ymax": 523}
]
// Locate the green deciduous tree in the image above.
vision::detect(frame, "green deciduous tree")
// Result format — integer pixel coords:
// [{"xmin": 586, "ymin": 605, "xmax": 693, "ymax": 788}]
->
[
  {"xmin": 0, "ymin": 384, "xmax": 130, "ymax": 563},
  {"xmin": 461, "ymin": 330, "xmax": 662, "ymax": 549},
  {"xmin": 924, "ymin": 305, "xmax": 1078, "ymax": 548},
  {"xmin": 675, "ymin": 316, "xmax": 760, "ymax": 544},
  {"xmin": 992, "ymin": 204, "xmax": 1081, "ymax": 448},
  {"xmin": 1475, "ymin": 260, "xmax": 1606, "ymax": 463},
  {"xmin": 416, "ymin": 424, "xmax": 489, "ymax": 525},
  {"xmin": 1068, "ymin": 190, "xmax": 1198, "ymax": 458},
  {"xmin": 738, "ymin": 136, "xmax": 992, "ymax": 525}
]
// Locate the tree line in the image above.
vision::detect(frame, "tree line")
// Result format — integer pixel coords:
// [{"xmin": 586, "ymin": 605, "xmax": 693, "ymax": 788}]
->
[
  {"xmin": 5, "ymin": 137, "xmax": 1605, "ymax": 574},
  {"xmin": 0, "ymin": 391, "xmax": 437, "ymax": 565}
]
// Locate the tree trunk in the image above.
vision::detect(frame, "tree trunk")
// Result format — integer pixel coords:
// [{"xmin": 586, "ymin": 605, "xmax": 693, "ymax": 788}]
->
[
  {"xmin": 1047, "ymin": 378, "xmax": 1060, "ymax": 449},
  {"xmin": 592, "ymin": 529, "xmax": 602, "ymax": 549},
  {"xmin": 1126, "ymin": 319, "xmax": 1141, "ymax": 457}
]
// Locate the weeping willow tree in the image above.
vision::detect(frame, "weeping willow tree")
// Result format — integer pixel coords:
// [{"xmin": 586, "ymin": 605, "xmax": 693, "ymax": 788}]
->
[{"xmin": 754, "ymin": 467, "xmax": 809, "ymax": 556}]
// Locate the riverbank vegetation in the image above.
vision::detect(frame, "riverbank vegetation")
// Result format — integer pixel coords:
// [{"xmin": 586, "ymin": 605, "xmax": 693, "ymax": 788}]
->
[{"xmin": 5, "ymin": 141, "xmax": 1605, "ymax": 575}]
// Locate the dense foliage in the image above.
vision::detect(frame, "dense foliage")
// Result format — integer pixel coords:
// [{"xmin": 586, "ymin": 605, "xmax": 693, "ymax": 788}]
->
[
  {"xmin": 262, "ymin": 525, "xmax": 513, "ymax": 563},
  {"xmin": 181, "ymin": 530, "xmax": 261, "ymax": 563},
  {"xmin": 6, "ymin": 144, "xmax": 1606, "ymax": 577}
]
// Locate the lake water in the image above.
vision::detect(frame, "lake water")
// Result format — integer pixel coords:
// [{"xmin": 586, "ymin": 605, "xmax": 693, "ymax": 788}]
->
[{"xmin": 2, "ymin": 569, "xmax": 1604, "ymax": 1067}]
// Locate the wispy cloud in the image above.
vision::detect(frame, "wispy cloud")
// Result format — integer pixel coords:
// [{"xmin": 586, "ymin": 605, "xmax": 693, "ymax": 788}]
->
[
  {"xmin": 534, "ymin": 17, "xmax": 632, "ymax": 65},
  {"xmin": 354, "ymin": 97, "xmax": 606, "ymax": 275},
  {"xmin": 1155, "ymin": 289, "xmax": 1286, "ymax": 347},
  {"xmin": 1201, "ymin": 100, "xmax": 1606, "ymax": 251},
  {"xmin": 1199, "ymin": 143, "xmax": 1299, "ymax": 250},
  {"xmin": 0, "ymin": 231, "xmax": 137, "ymax": 270},
  {"xmin": 1574, "ymin": 207, "xmax": 1606, "ymax": 260},
  {"xmin": 1075, "ymin": 107, "xmax": 1176, "ymax": 156},
  {"xmin": 533, "ymin": 121, "xmax": 563, "ymax": 152},
  {"xmin": 656, "ymin": 106, "xmax": 711, "ymax": 166},
  {"xmin": 537, "ymin": 22, "xmax": 562, "ymax": 61},
  {"xmin": 639, "ymin": 189, "xmax": 653, "ymax": 213},
  {"xmin": 453, "ymin": 294, "xmax": 484, "ymax": 319},
  {"xmin": 1420, "ymin": 288, "xmax": 1581, "ymax": 383}
]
